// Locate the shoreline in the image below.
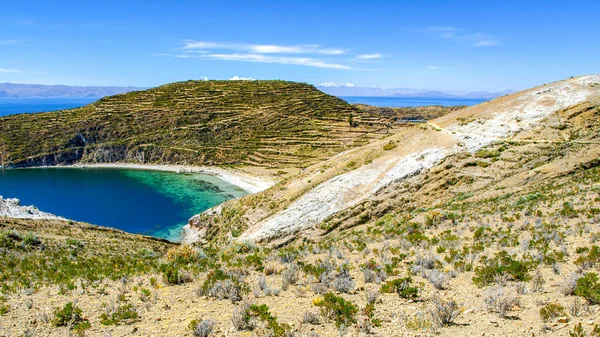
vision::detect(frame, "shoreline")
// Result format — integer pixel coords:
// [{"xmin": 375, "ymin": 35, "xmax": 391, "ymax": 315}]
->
[
  {"xmin": 1, "ymin": 162, "xmax": 277, "ymax": 244},
  {"xmin": 8, "ymin": 163, "xmax": 276, "ymax": 194}
]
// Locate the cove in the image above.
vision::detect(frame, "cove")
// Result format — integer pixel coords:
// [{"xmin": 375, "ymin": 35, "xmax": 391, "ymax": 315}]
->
[{"xmin": 0, "ymin": 167, "xmax": 247, "ymax": 241}]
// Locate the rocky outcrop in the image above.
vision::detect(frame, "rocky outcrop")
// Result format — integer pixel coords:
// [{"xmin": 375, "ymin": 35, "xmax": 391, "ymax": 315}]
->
[{"xmin": 0, "ymin": 196, "xmax": 65, "ymax": 220}]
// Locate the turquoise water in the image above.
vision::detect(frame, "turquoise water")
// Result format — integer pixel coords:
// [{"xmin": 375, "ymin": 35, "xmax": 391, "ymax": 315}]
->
[
  {"xmin": 0, "ymin": 168, "xmax": 247, "ymax": 241},
  {"xmin": 341, "ymin": 96, "xmax": 486, "ymax": 107},
  {"xmin": 0, "ymin": 97, "xmax": 98, "ymax": 117}
]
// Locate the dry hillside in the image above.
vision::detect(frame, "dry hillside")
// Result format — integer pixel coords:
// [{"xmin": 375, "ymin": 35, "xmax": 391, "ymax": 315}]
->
[{"xmin": 1, "ymin": 76, "xmax": 600, "ymax": 337}]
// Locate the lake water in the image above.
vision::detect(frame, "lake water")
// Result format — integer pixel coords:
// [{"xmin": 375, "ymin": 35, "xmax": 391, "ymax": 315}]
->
[
  {"xmin": 0, "ymin": 168, "xmax": 247, "ymax": 241},
  {"xmin": 341, "ymin": 96, "xmax": 486, "ymax": 107},
  {"xmin": 0, "ymin": 97, "xmax": 99, "ymax": 117}
]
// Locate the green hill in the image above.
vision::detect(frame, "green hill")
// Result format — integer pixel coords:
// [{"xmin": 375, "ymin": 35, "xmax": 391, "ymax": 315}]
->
[{"xmin": 0, "ymin": 80, "xmax": 391, "ymax": 169}]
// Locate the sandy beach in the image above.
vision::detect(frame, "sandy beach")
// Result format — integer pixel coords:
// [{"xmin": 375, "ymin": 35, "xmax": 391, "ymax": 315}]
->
[{"xmin": 38, "ymin": 163, "xmax": 276, "ymax": 194}]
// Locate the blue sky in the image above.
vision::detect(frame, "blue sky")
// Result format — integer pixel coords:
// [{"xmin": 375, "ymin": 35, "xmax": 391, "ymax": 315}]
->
[{"xmin": 1, "ymin": 0, "xmax": 598, "ymax": 91}]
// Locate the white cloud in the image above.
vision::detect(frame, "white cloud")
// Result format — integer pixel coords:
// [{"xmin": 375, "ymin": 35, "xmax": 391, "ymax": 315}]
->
[
  {"xmin": 200, "ymin": 76, "xmax": 209, "ymax": 81},
  {"xmin": 425, "ymin": 26, "xmax": 499, "ymax": 47},
  {"xmin": 356, "ymin": 53, "xmax": 382, "ymax": 60},
  {"xmin": 205, "ymin": 53, "xmax": 351, "ymax": 69},
  {"xmin": 0, "ymin": 40, "xmax": 18, "ymax": 45},
  {"xmin": 0, "ymin": 68, "xmax": 20, "ymax": 73},
  {"xmin": 428, "ymin": 66, "xmax": 439, "ymax": 70},
  {"xmin": 182, "ymin": 41, "xmax": 346, "ymax": 55},
  {"xmin": 229, "ymin": 76, "xmax": 256, "ymax": 81},
  {"xmin": 318, "ymin": 82, "xmax": 355, "ymax": 88},
  {"xmin": 473, "ymin": 39, "xmax": 498, "ymax": 47}
]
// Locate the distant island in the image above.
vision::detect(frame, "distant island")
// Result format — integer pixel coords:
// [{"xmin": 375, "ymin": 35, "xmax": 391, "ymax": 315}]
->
[{"xmin": 0, "ymin": 83, "xmax": 145, "ymax": 98}]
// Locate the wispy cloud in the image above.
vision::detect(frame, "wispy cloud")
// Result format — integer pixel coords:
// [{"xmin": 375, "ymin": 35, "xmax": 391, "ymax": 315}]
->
[
  {"xmin": 0, "ymin": 68, "xmax": 21, "ymax": 73},
  {"xmin": 182, "ymin": 41, "xmax": 345, "ymax": 55},
  {"xmin": 168, "ymin": 40, "xmax": 386, "ymax": 70},
  {"xmin": 201, "ymin": 53, "xmax": 351, "ymax": 69},
  {"xmin": 473, "ymin": 39, "xmax": 498, "ymax": 47},
  {"xmin": 356, "ymin": 53, "xmax": 382, "ymax": 60},
  {"xmin": 425, "ymin": 26, "xmax": 499, "ymax": 47},
  {"xmin": 169, "ymin": 40, "xmax": 361, "ymax": 69},
  {"xmin": 0, "ymin": 40, "xmax": 18, "ymax": 45}
]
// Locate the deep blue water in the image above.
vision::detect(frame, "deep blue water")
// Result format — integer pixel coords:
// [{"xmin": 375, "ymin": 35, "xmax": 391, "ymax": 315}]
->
[
  {"xmin": 0, "ymin": 97, "xmax": 98, "ymax": 117},
  {"xmin": 341, "ymin": 96, "xmax": 486, "ymax": 107},
  {"xmin": 0, "ymin": 168, "xmax": 246, "ymax": 241}
]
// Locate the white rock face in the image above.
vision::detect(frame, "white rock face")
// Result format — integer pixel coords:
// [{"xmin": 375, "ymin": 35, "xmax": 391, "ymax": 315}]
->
[
  {"xmin": 241, "ymin": 75, "xmax": 600, "ymax": 242},
  {"xmin": 0, "ymin": 196, "xmax": 65, "ymax": 220},
  {"xmin": 243, "ymin": 148, "xmax": 450, "ymax": 241},
  {"xmin": 445, "ymin": 75, "xmax": 600, "ymax": 151}
]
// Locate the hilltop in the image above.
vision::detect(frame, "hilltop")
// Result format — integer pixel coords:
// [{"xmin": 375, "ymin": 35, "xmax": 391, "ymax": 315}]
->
[
  {"xmin": 0, "ymin": 80, "xmax": 400, "ymax": 173},
  {"xmin": 1, "ymin": 76, "xmax": 600, "ymax": 337}
]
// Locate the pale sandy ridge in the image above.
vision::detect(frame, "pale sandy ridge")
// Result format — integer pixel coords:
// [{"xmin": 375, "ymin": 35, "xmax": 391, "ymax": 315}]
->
[
  {"xmin": 240, "ymin": 74, "xmax": 600, "ymax": 242},
  {"xmin": 52, "ymin": 163, "xmax": 275, "ymax": 194}
]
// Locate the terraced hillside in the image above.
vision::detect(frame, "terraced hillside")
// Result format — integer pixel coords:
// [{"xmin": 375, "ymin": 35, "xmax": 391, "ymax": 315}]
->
[{"xmin": 0, "ymin": 81, "xmax": 395, "ymax": 170}]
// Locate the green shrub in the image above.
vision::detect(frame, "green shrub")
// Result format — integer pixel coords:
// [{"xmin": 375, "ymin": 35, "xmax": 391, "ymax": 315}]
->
[
  {"xmin": 574, "ymin": 272, "xmax": 600, "ymax": 304},
  {"xmin": 52, "ymin": 302, "xmax": 89, "ymax": 333},
  {"xmin": 575, "ymin": 245, "xmax": 600, "ymax": 268},
  {"xmin": 100, "ymin": 303, "xmax": 140, "ymax": 325},
  {"xmin": 248, "ymin": 304, "xmax": 291, "ymax": 337},
  {"xmin": 569, "ymin": 323, "xmax": 587, "ymax": 337},
  {"xmin": 160, "ymin": 263, "xmax": 192, "ymax": 285},
  {"xmin": 383, "ymin": 142, "xmax": 397, "ymax": 151},
  {"xmin": 539, "ymin": 303, "xmax": 566, "ymax": 322},
  {"xmin": 380, "ymin": 277, "xmax": 419, "ymax": 299},
  {"xmin": 475, "ymin": 149, "xmax": 500, "ymax": 158},
  {"xmin": 472, "ymin": 251, "xmax": 532, "ymax": 287},
  {"xmin": 314, "ymin": 292, "xmax": 358, "ymax": 328}
]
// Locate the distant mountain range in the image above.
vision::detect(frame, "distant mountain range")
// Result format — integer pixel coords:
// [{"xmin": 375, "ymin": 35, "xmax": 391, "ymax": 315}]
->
[
  {"xmin": 0, "ymin": 83, "xmax": 145, "ymax": 98},
  {"xmin": 316, "ymin": 84, "xmax": 514, "ymax": 99},
  {"xmin": 0, "ymin": 82, "xmax": 513, "ymax": 100}
]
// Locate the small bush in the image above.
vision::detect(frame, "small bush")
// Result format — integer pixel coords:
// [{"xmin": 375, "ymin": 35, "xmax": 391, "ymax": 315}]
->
[
  {"xmin": 429, "ymin": 297, "xmax": 462, "ymax": 326},
  {"xmin": 189, "ymin": 318, "xmax": 216, "ymax": 337},
  {"xmin": 165, "ymin": 245, "xmax": 200, "ymax": 264},
  {"xmin": 426, "ymin": 269, "xmax": 447, "ymax": 290},
  {"xmin": 380, "ymin": 277, "xmax": 419, "ymax": 300},
  {"xmin": 365, "ymin": 290, "xmax": 379, "ymax": 304},
  {"xmin": 52, "ymin": 302, "xmax": 86, "ymax": 327},
  {"xmin": 314, "ymin": 292, "xmax": 358, "ymax": 328},
  {"xmin": 472, "ymin": 252, "xmax": 532, "ymax": 287},
  {"xmin": 161, "ymin": 264, "xmax": 193, "ymax": 285},
  {"xmin": 248, "ymin": 304, "xmax": 291, "ymax": 337},
  {"xmin": 199, "ymin": 269, "xmax": 247, "ymax": 302},
  {"xmin": 100, "ymin": 303, "xmax": 140, "ymax": 325},
  {"xmin": 281, "ymin": 263, "xmax": 300, "ymax": 286},
  {"xmin": 560, "ymin": 274, "xmax": 580, "ymax": 295},
  {"xmin": 383, "ymin": 142, "xmax": 397, "ymax": 151},
  {"xmin": 231, "ymin": 302, "xmax": 253, "ymax": 331},
  {"xmin": 302, "ymin": 311, "xmax": 321, "ymax": 325},
  {"xmin": 539, "ymin": 303, "xmax": 566, "ymax": 323},
  {"xmin": 484, "ymin": 287, "xmax": 520, "ymax": 318},
  {"xmin": 574, "ymin": 272, "xmax": 600, "ymax": 304},
  {"xmin": 333, "ymin": 270, "xmax": 355, "ymax": 293},
  {"xmin": 569, "ymin": 323, "xmax": 587, "ymax": 337}
]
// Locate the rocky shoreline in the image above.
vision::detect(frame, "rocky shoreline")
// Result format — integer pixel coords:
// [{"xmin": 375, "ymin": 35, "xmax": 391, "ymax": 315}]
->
[{"xmin": 0, "ymin": 196, "xmax": 65, "ymax": 220}]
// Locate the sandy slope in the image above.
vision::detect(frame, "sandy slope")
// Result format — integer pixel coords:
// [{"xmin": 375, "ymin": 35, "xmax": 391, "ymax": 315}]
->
[{"xmin": 240, "ymin": 75, "xmax": 600, "ymax": 242}]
